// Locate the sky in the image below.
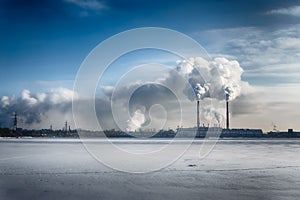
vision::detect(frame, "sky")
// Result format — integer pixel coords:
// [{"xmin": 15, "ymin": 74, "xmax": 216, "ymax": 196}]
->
[{"xmin": 0, "ymin": 0, "xmax": 300, "ymax": 132}]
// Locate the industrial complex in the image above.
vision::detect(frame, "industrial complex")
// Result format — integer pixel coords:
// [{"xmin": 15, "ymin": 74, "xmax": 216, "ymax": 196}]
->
[{"xmin": 0, "ymin": 99, "xmax": 299, "ymax": 138}]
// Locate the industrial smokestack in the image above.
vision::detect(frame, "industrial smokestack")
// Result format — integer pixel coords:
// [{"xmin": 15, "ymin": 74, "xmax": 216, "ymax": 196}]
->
[
  {"xmin": 224, "ymin": 87, "xmax": 231, "ymax": 130},
  {"xmin": 197, "ymin": 100, "xmax": 200, "ymax": 131},
  {"xmin": 226, "ymin": 100, "xmax": 229, "ymax": 129},
  {"xmin": 65, "ymin": 121, "xmax": 68, "ymax": 133},
  {"xmin": 225, "ymin": 92, "xmax": 230, "ymax": 129},
  {"xmin": 194, "ymin": 83, "xmax": 208, "ymax": 132}
]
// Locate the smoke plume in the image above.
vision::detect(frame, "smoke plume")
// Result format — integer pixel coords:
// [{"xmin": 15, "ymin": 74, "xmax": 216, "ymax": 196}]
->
[
  {"xmin": 126, "ymin": 108, "xmax": 146, "ymax": 132},
  {"xmin": 99, "ymin": 57, "xmax": 249, "ymax": 131},
  {"xmin": 0, "ymin": 57, "xmax": 251, "ymax": 130},
  {"xmin": 194, "ymin": 83, "xmax": 209, "ymax": 100},
  {"xmin": 176, "ymin": 57, "xmax": 244, "ymax": 101}
]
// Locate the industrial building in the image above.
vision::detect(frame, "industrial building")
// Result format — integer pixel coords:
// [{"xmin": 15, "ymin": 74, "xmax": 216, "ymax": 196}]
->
[
  {"xmin": 176, "ymin": 127, "xmax": 264, "ymax": 138},
  {"xmin": 268, "ymin": 129, "xmax": 300, "ymax": 138},
  {"xmin": 176, "ymin": 95, "xmax": 264, "ymax": 138}
]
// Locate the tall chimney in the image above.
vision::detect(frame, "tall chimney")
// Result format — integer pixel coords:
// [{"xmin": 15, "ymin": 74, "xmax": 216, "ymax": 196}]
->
[
  {"xmin": 65, "ymin": 121, "xmax": 68, "ymax": 133},
  {"xmin": 197, "ymin": 100, "xmax": 200, "ymax": 131},
  {"xmin": 226, "ymin": 100, "xmax": 229, "ymax": 129}
]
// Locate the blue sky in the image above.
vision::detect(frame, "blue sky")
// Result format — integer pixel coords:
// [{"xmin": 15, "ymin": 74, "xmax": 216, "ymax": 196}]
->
[
  {"xmin": 0, "ymin": 0, "xmax": 299, "ymax": 95},
  {"xmin": 1, "ymin": 0, "xmax": 300, "ymax": 131}
]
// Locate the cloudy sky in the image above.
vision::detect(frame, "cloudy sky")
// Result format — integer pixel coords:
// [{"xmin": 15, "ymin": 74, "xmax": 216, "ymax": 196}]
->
[{"xmin": 0, "ymin": 0, "xmax": 300, "ymax": 132}]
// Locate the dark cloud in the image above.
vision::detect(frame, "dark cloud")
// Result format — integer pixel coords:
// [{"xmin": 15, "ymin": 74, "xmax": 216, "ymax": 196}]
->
[{"xmin": 0, "ymin": 88, "xmax": 75, "ymax": 129}]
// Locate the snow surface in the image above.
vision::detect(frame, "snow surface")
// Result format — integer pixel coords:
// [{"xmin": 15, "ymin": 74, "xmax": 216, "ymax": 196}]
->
[{"xmin": 0, "ymin": 138, "xmax": 300, "ymax": 200}]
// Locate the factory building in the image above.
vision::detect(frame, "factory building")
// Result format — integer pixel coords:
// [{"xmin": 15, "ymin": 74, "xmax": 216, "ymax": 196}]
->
[
  {"xmin": 176, "ymin": 126, "xmax": 263, "ymax": 138},
  {"xmin": 176, "ymin": 94, "xmax": 264, "ymax": 138},
  {"xmin": 268, "ymin": 129, "xmax": 300, "ymax": 138}
]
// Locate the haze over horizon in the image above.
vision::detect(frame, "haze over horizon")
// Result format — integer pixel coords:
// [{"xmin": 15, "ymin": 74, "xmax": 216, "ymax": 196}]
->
[{"xmin": 1, "ymin": 0, "xmax": 300, "ymax": 132}]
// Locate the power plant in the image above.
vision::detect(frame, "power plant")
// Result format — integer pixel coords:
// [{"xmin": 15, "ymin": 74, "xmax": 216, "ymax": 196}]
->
[
  {"xmin": 0, "ymin": 91, "xmax": 298, "ymax": 138},
  {"xmin": 184, "ymin": 90, "xmax": 264, "ymax": 138},
  {"xmin": 195, "ymin": 92, "xmax": 230, "ymax": 132}
]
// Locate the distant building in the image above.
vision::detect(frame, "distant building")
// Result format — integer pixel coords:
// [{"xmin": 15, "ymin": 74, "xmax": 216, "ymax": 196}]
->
[
  {"xmin": 268, "ymin": 129, "xmax": 300, "ymax": 138},
  {"xmin": 176, "ymin": 126, "xmax": 263, "ymax": 138},
  {"xmin": 221, "ymin": 128, "xmax": 263, "ymax": 138}
]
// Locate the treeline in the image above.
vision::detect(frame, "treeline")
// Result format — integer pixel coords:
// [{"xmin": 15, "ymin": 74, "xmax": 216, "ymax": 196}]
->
[
  {"xmin": 1, "ymin": 128, "xmax": 300, "ymax": 138},
  {"xmin": 0, "ymin": 128, "xmax": 78, "ymax": 138},
  {"xmin": 0, "ymin": 128, "xmax": 176, "ymax": 138}
]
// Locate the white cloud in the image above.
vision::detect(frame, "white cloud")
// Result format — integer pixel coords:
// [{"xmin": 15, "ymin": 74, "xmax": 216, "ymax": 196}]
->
[
  {"xmin": 20, "ymin": 88, "xmax": 76, "ymax": 106},
  {"xmin": 1, "ymin": 96, "xmax": 10, "ymax": 108},
  {"xmin": 21, "ymin": 90, "xmax": 38, "ymax": 106},
  {"xmin": 267, "ymin": 6, "xmax": 300, "ymax": 17},
  {"xmin": 48, "ymin": 87, "xmax": 77, "ymax": 104},
  {"xmin": 275, "ymin": 37, "xmax": 300, "ymax": 49},
  {"xmin": 191, "ymin": 24, "xmax": 300, "ymax": 131},
  {"xmin": 0, "ymin": 88, "xmax": 79, "ymax": 129},
  {"xmin": 36, "ymin": 93, "xmax": 46, "ymax": 103},
  {"xmin": 195, "ymin": 24, "xmax": 300, "ymax": 82}
]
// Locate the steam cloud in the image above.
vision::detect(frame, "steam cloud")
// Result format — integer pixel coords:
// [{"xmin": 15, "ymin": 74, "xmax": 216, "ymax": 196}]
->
[
  {"xmin": 0, "ymin": 57, "xmax": 251, "ymax": 130},
  {"xmin": 176, "ymin": 57, "xmax": 244, "ymax": 101},
  {"xmin": 105, "ymin": 57, "xmax": 249, "ymax": 131},
  {"xmin": 194, "ymin": 83, "xmax": 209, "ymax": 100},
  {"xmin": 126, "ymin": 108, "xmax": 146, "ymax": 132},
  {"xmin": 175, "ymin": 57, "xmax": 248, "ymax": 127}
]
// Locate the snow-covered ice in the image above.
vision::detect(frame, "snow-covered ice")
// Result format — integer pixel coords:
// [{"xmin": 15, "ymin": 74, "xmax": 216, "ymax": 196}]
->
[{"xmin": 0, "ymin": 138, "xmax": 300, "ymax": 200}]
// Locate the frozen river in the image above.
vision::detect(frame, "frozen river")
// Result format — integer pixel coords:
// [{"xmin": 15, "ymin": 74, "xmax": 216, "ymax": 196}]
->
[{"xmin": 0, "ymin": 138, "xmax": 300, "ymax": 200}]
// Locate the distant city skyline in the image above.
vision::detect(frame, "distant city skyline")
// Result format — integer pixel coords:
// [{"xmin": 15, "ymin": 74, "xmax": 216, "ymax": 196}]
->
[{"xmin": 1, "ymin": 0, "xmax": 300, "ymax": 132}]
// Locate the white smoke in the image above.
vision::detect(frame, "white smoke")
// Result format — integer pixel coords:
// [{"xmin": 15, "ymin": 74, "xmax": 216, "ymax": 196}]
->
[
  {"xmin": 99, "ymin": 56, "xmax": 250, "ymax": 130},
  {"xmin": 176, "ymin": 57, "xmax": 244, "ymax": 101},
  {"xmin": 202, "ymin": 106, "xmax": 225, "ymax": 127},
  {"xmin": 0, "ymin": 57, "xmax": 250, "ymax": 130},
  {"xmin": 126, "ymin": 108, "xmax": 146, "ymax": 132},
  {"xmin": 224, "ymin": 86, "xmax": 233, "ymax": 101},
  {"xmin": 194, "ymin": 83, "xmax": 209, "ymax": 100},
  {"xmin": 175, "ymin": 57, "xmax": 249, "ymax": 127}
]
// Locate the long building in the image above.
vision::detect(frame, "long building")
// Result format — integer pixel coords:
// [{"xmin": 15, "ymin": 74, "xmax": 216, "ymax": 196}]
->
[
  {"xmin": 267, "ymin": 129, "xmax": 300, "ymax": 138},
  {"xmin": 176, "ymin": 127, "xmax": 263, "ymax": 138}
]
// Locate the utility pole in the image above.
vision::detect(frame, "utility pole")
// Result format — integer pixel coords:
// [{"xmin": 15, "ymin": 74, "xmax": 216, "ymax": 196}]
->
[{"xmin": 13, "ymin": 112, "xmax": 17, "ymax": 132}]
